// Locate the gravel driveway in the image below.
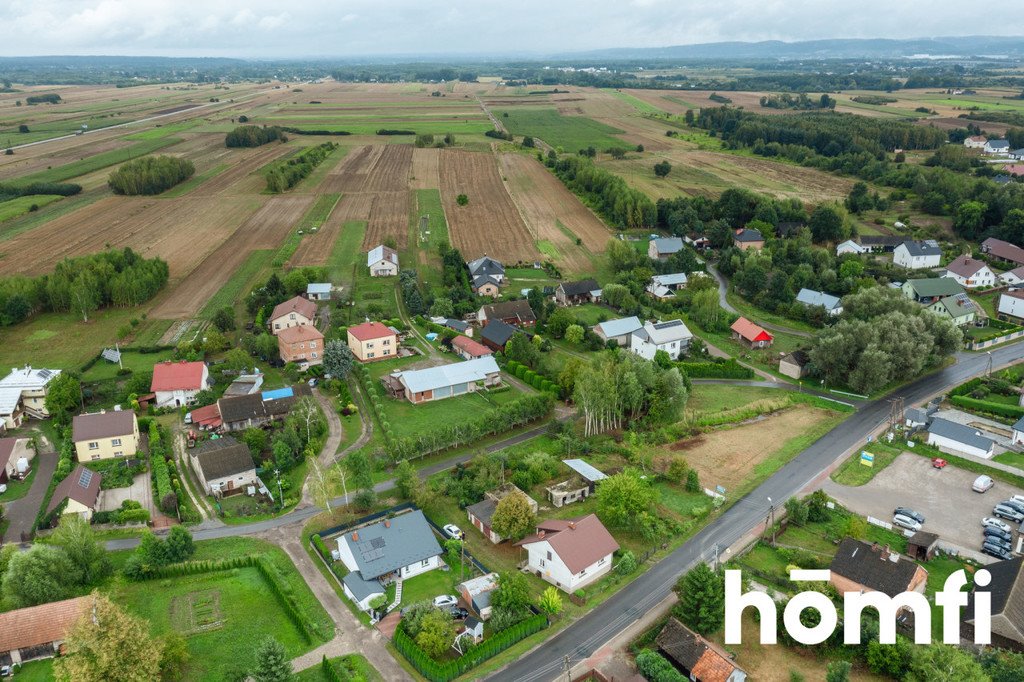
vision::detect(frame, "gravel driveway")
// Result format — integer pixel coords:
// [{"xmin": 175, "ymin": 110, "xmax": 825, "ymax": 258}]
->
[
  {"xmin": 823, "ymin": 454, "xmax": 1024, "ymax": 561},
  {"xmin": 98, "ymin": 472, "xmax": 153, "ymax": 516}
]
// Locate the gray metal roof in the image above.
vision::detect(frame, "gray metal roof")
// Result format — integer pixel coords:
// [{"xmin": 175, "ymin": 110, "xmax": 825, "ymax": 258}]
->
[
  {"xmin": 468, "ymin": 256, "xmax": 505, "ymax": 278},
  {"xmin": 306, "ymin": 282, "xmax": 331, "ymax": 295},
  {"xmin": 905, "ymin": 407, "xmax": 929, "ymax": 424},
  {"xmin": 398, "ymin": 357, "xmax": 500, "ymax": 394},
  {"xmin": 796, "ymin": 288, "xmax": 842, "ymax": 311},
  {"xmin": 367, "ymin": 245, "xmax": 398, "ymax": 267},
  {"xmin": 466, "ymin": 498, "xmax": 497, "ymax": 525},
  {"xmin": 928, "ymin": 418, "xmax": 994, "ymax": 452},
  {"xmin": 899, "ymin": 240, "xmax": 942, "ymax": 257},
  {"xmin": 595, "ymin": 316, "xmax": 642, "ymax": 339},
  {"xmin": 652, "ymin": 273, "xmax": 688, "ymax": 287},
  {"xmin": 563, "ymin": 458, "xmax": 607, "ymax": 482},
  {"xmin": 1014, "ymin": 416, "xmax": 1024, "ymax": 433},
  {"xmin": 989, "ymin": 139, "xmax": 1010, "ymax": 149},
  {"xmin": 638, "ymin": 319, "xmax": 692, "ymax": 345},
  {"xmin": 341, "ymin": 510, "xmax": 442, "ymax": 581},
  {"xmin": 343, "ymin": 571, "xmax": 384, "ymax": 602},
  {"xmin": 651, "ymin": 237, "xmax": 683, "ymax": 254},
  {"xmin": 444, "ymin": 318, "xmax": 469, "ymax": 332}
]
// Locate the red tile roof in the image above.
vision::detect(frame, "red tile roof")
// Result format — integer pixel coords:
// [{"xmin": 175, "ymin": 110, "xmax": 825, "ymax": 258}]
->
[
  {"xmin": 278, "ymin": 325, "xmax": 324, "ymax": 344},
  {"xmin": 516, "ymin": 514, "xmax": 619, "ymax": 574},
  {"xmin": 0, "ymin": 596, "xmax": 92, "ymax": 653},
  {"xmin": 452, "ymin": 335, "xmax": 493, "ymax": 358},
  {"xmin": 945, "ymin": 254, "xmax": 989, "ymax": 278},
  {"xmin": 1005, "ymin": 164, "xmax": 1024, "ymax": 176},
  {"xmin": 347, "ymin": 321, "xmax": 396, "ymax": 342},
  {"xmin": 270, "ymin": 296, "xmax": 317, "ymax": 323},
  {"xmin": 151, "ymin": 361, "xmax": 207, "ymax": 392},
  {"xmin": 730, "ymin": 317, "xmax": 773, "ymax": 343},
  {"xmin": 189, "ymin": 403, "xmax": 222, "ymax": 429}
]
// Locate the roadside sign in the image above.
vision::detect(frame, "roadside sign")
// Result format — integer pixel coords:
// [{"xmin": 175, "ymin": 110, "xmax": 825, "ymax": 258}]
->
[{"xmin": 860, "ymin": 451, "xmax": 875, "ymax": 467}]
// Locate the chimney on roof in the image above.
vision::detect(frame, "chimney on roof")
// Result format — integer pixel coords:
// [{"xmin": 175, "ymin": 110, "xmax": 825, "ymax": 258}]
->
[
  {"xmin": 537, "ymin": 531, "xmax": 545, "ymax": 539},
  {"xmin": 352, "ymin": 531, "xmax": 359, "ymax": 541},
  {"xmin": 384, "ymin": 519, "xmax": 391, "ymax": 529},
  {"xmin": 881, "ymin": 545, "xmax": 892, "ymax": 562}
]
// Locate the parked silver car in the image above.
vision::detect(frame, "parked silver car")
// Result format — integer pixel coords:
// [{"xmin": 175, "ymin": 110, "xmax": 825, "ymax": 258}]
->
[{"xmin": 892, "ymin": 514, "xmax": 922, "ymax": 532}]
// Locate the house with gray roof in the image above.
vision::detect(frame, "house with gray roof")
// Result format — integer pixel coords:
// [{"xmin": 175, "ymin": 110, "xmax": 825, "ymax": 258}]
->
[
  {"xmin": 306, "ymin": 282, "xmax": 332, "ymax": 301},
  {"xmin": 396, "ymin": 357, "xmax": 501, "ymax": 404},
  {"xmin": 795, "ymin": 288, "xmax": 843, "ymax": 316},
  {"xmin": 367, "ymin": 245, "xmax": 399, "ymax": 277},
  {"xmin": 593, "ymin": 316, "xmax": 642, "ymax": 346},
  {"xmin": 894, "ymin": 240, "xmax": 942, "ymax": 270},
  {"xmin": 630, "ymin": 319, "xmax": 692, "ymax": 361},
  {"xmin": 466, "ymin": 484, "xmax": 539, "ymax": 544},
  {"xmin": 648, "ymin": 237, "xmax": 684, "ymax": 260},
  {"xmin": 342, "ymin": 572, "xmax": 386, "ymax": 613},
  {"xmin": 336, "ymin": 510, "xmax": 443, "ymax": 584},
  {"xmin": 927, "ymin": 417, "xmax": 995, "ymax": 459},
  {"xmin": 965, "ymin": 557, "xmax": 1024, "ymax": 649},
  {"xmin": 189, "ymin": 436, "xmax": 258, "ymax": 495},
  {"xmin": 467, "ymin": 256, "xmax": 505, "ymax": 283}
]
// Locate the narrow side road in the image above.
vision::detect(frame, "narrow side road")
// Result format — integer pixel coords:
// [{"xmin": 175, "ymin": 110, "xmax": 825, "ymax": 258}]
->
[
  {"xmin": 2, "ymin": 448, "xmax": 56, "ymax": 543},
  {"xmin": 705, "ymin": 262, "xmax": 812, "ymax": 338}
]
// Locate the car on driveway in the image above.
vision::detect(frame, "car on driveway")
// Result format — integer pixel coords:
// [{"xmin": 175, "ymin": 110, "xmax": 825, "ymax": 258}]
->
[
  {"xmin": 983, "ymin": 542, "xmax": 1014, "ymax": 561},
  {"xmin": 984, "ymin": 526, "xmax": 1013, "ymax": 543},
  {"xmin": 893, "ymin": 507, "xmax": 925, "ymax": 524},
  {"xmin": 974, "ymin": 475, "xmax": 995, "ymax": 493},
  {"xmin": 983, "ymin": 517, "xmax": 1012, "ymax": 533},
  {"xmin": 443, "ymin": 524, "xmax": 464, "ymax": 540},
  {"xmin": 446, "ymin": 606, "xmax": 469, "ymax": 620},
  {"xmin": 993, "ymin": 504, "xmax": 1024, "ymax": 523},
  {"xmin": 893, "ymin": 514, "xmax": 922, "ymax": 532},
  {"xmin": 433, "ymin": 595, "xmax": 458, "ymax": 608}
]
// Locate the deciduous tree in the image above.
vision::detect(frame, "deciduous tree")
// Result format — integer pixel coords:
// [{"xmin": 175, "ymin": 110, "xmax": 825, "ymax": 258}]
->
[
  {"xmin": 490, "ymin": 490, "xmax": 536, "ymax": 541},
  {"xmin": 55, "ymin": 594, "xmax": 163, "ymax": 682}
]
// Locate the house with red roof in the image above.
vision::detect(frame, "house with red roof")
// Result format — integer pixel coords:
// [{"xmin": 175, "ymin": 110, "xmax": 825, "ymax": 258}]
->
[
  {"xmin": 516, "ymin": 514, "xmax": 619, "ymax": 592},
  {"xmin": 151, "ymin": 360, "xmax": 210, "ymax": 409},
  {"xmin": 278, "ymin": 325, "xmax": 324, "ymax": 367},
  {"xmin": 451, "ymin": 335, "xmax": 493, "ymax": 361},
  {"xmin": 269, "ymin": 296, "xmax": 318, "ymax": 335},
  {"xmin": 730, "ymin": 317, "xmax": 774, "ymax": 349},
  {"xmin": 656, "ymin": 618, "xmax": 748, "ymax": 682},
  {"xmin": 346, "ymin": 321, "xmax": 398, "ymax": 362},
  {"xmin": 0, "ymin": 595, "xmax": 93, "ymax": 666}
]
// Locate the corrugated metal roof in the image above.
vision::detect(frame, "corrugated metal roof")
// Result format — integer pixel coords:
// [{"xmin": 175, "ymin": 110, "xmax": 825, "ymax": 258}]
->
[
  {"xmin": 562, "ymin": 458, "xmax": 607, "ymax": 482},
  {"xmin": 928, "ymin": 418, "xmax": 994, "ymax": 452},
  {"xmin": 398, "ymin": 357, "xmax": 500, "ymax": 394},
  {"xmin": 261, "ymin": 387, "xmax": 294, "ymax": 401},
  {"xmin": 595, "ymin": 316, "xmax": 642, "ymax": 339},
  {"xmin": 796, "ymin": 288, "xmax": 842, "ymax": 311}
]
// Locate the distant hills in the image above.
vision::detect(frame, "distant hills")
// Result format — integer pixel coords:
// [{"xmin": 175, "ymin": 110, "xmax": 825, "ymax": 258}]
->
[{"xmin": 563, "ymin": 36, "xmax": 1024, "ymax": 61}]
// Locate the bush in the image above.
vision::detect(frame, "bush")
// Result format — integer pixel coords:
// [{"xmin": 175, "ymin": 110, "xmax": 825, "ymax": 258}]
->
[
  {"xmin": 676, "ymin": 359, "xmax": 754, "ymax": 379},
  {"xmin": 225, "ymin": 125, "xmax": 285, "ymax": 147},
  {"xmin": 108, "ymin": 155, "xmax": 195, "ymax": 195},
  {"xmin": 263, "ymin": 142, "xmax": 336, "ymax": 192},
  {"xmin": 635, "ymin": 650, "xmax": 686, "ymax": 682}
]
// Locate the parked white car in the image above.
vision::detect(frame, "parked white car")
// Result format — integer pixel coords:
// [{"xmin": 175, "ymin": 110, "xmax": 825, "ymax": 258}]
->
[
  {"xmin": 433, "ymin": 595, "xmax": 458, "ymax": 608},
  {"xmin": 974, "ymin": 475, "xmax": 995, "ymax": 493},
  {"xmin": 893, "ymin": 514, "xmax": 922, "ymax": 532},
  {"xmin": 983, "ymin": 517, "xmax": 1012, "ymax": 533},
  {"xmin": 443, "ymin": 524, "xmax": 464, "ymax": 540}
]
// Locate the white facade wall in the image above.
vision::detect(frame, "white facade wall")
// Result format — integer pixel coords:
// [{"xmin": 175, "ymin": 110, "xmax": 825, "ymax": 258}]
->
[
  {"xmin": 999, "ymin": 293, "xmax": 1024, "ymax": 320},
  {"xmin": 1012, "ymin": 428, "xmax": 1024, "ymax": 446},
  {"xmin": 155, "ymin": 388, "xmax": 200, "ymax": 409},
  {"xmin": 369, "ymin": 259, "xmax": 398, "ymax": 277},
  {"xmin": 926, "ymin": 432, "xmax": 994, "ymax": 459},
  {"xmin": 343, "ymin": 583, "xmax": 384, "ymax": 612},
  {"xmin": 629, "ymin": 335, "xmax": 687, "ymax": 361},
  {"xmin": 893, "ymin": 245, "xmax": 941, "ymax": 270},
  {"xmin": 522, "ymin": 539, "xmax": 614, "ymax": 592},
  {"xmin": 945, "ymin": 266, "xmax": 996, "ymax": 288}
]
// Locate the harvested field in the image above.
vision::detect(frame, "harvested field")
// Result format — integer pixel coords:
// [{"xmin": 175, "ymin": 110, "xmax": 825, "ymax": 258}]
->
[
  {"xmin": 151, "ymin": 194, "xmax": 314, "ymax": 318},
  {"xmin": 497, "ymin": 152, "xmax": 610, "ymax": 272},
  {"xmin": 0, "ymin": 194, "xmax": 260, "ymax": 278},
  {"xmin": 439, "ymin": 149, "xmax": 539, "ymax": 262},
  {"xmin": 0, "ymin": 135, "xmax": 134, "ymax": 181},
  {"xmin": 666, "ymin": 407, "xmax": 833, "ymax": 493},
  {"xmin": 411, "ymin": 147, "xmax": 440, "ymax": 189},
  {"xmin": 191, "ymin": 143, "xmax": 294, "ymax": 196}
]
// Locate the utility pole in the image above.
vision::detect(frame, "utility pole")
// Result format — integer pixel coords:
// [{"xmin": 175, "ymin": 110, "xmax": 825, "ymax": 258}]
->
[
  {"xmin": 887, "ymin": 397, "xmax": 905, "ymax": 432},
  {"xmin": 274, "ymin": 469, "xmax": 283, "ymax": 510},
  {"xmin": 988, "ymin": 351, "xmax": 993, "ymax": 377},
  {"xmin": 562, "ymin": 655, "xmax": 572, "ymax": 682},
  {"xmin": 767, "ymin": 496, "xmax": 777, "ymax": 547}
]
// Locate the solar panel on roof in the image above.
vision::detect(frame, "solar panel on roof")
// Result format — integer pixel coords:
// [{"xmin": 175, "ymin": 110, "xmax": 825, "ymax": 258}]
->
[
  {"xmin": 371, "ymin": 537, "xmax": 386, "ymax": 549},
  {"xmin": 79, "ymin": 469, "xmax": 94, "ymax": 488},
  {"xmin": 38, "ymin": 369, "xmax": 54, "ymax": 379}
]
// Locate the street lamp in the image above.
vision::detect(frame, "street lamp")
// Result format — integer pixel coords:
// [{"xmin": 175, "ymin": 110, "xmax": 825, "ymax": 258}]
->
[{"xmin": 274, "ymin": 469, "xmax": 283, "ymax": 510}]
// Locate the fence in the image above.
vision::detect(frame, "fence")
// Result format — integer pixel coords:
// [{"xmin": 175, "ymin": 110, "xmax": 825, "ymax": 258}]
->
[{"xmin": 966, "ymin": 327, "xmax": 1024, "ymax": 350}]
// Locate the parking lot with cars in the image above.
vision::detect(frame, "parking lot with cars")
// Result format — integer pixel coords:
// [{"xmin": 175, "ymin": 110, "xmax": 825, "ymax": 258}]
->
[{"xmin": 823, "ymin": 454, "xmax": 1024, "ymax": 562}]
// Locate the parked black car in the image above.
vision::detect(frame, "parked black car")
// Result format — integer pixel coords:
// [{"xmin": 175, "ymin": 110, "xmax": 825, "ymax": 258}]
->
[
  {"xmin": 893, "ymin": 507, "xmax": 925, "ymax": 524},
  {"xmin": 984, "ymin": 526, "xmax": 1013, "ymax": 543},
  {"xmin": 447, "ymin": 606, "xmax": 469, "ymax": 620},
  {"xmin": 1000, "ymin": 499, "xmax": 1024, "ymax": 516},
  {"xmin": 983, "ymin": 542, "xmax": 1014, "ymax": 561},
  {"xmin": 985, "ymin": 535, "xmax": 1012, "ymax": 551}
]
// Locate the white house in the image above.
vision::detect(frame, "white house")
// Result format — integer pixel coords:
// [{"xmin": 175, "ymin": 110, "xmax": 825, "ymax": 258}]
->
[
  {"xmin": 893, "ymin": 240, "xmax": 942, "ymax": 270},
  {"xmin": 942, "ymin": 255, "xmax": 996, "ymax": 288},
  {"xmin": 367, "ymin": 245, "xmax": 399, "ymax": 277},
  {"xmin": 593, "ymin": 316, "xmax": 643, "ymax": 347},
  {"xmin": 150, "ymin": 361, "xmax": 210, "ymax": 409},
  {"xmin": 985, "ymin": 139, "xmax": 1011, "ymax": 155},
  {"xmin": 630, "ymin": 319, "xmax": 692, "ymax": 361},
  {"xmin": 269, "ymin": 296, "xmax": 317, "ymax": 335},
  {"xmin": 795, "ymin": 288, "xmax": 843, "ymax": 316},
  {"xmin": 0, "ymin": 366, "xmax": 60, "ymax": 429},
  {"xmin": 999, "ymin": 266, "xmax": 1024, "ymax": 287},
  {"xmin": 336, "ymin": 509, "xmax": 443, "ymax": 583},
  {"xmin": 516, "ymin": 514, "xmax": 619, "ymax": 593},
  {"xmin": 964, "ymin": 135, "xmax": 988, "ymax": 150},
  {"xmin": 836, "ymin": 239, "xmax": 867, "ymax": 256},
  {"xmin": 926, "ymin": 418, "xmax": 995, "ymax": 459},
  {"xmin": 999, "ymin": 290, "xmax": 1024, "ymax": 320}
]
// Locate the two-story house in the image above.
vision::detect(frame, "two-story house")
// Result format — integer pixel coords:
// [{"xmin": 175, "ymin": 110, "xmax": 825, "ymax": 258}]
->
[
  {"xmin": 269, "ymin": 296, "xmax": 317, "ymax": 335},
  {"xmin": 151, "ymin": 360, "xmax": 210, "ymax": 409},
  {"xmin": 346, "ymin": 321, "xmax": 398, "ymax": 362},
  {"xmin": 629, "ymin": 319, "xmax": 692, "ymax": 361},
  {"xmin": 893, "ymin": 240, "xmax": 942, "ymax": 270},
  {"xmin": 942, "ymin": 255, "xmax": 996, "ymax": 288},
  {"xmin": 72, "ymin": 410, "xmax": 139, "ymax": 462},
  {"xmin": 516, "ymin": 514, "xmax": 620, "ymax": 593},
  {"xmin": 277, "ymin": 325, "xmax": 324, "ymax": 367},
  {"xmin": 0, "ymin": 366, "xmax": 61, "ymax": 429},
  {"xmin": 367, "ymin": 245, "xmax": 400, "ymax": 277}
]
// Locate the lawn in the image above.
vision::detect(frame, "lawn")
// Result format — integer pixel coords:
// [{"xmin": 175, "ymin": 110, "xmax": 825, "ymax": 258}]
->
[
  {"xmin": 378, "ymin": 384, "xmax": 526, "ymax": 440},
  {"xmin": 994, "ymin": 451, "xmax": 1024, "ymax": 470},
  {"xmin": 496, "ymin": 108, "xmax": 627, "ymax": 151},
  {"xmin": 9, "ymin": 137, "xmax": 183, "ymax": 185},
  {"xmin": 0, "ymin": 308, "xmax": 142, "ymax": 370},
  {"xmin": 80, "ymin": 348, "xmax": 175, "ymax": 382},
  {"xmin": 725, "ymin": 291, "xmax": 818, "ymax": 334},
  {"xmin": 0, "ymin": 194, "xmax": 64, "ymax": 222},
  {"xmin": 570, "ymin": 303, "xmax": 613, "ymax": 326},
  {"xmin": 110, "ymin": 537, "xmax": 333, "ymax": 682},
  {"xmin": 0, "ymin": 464, "xmax": 37, "ymax": 503},
  {"xmin": 400, "ymin": 567, "xmax": 461, "ymax": 607},
  {"xmin": 830, "ymin": 444, "xmax": 901, "ymax": 487},
  {"xmin": 294, "ymin": 655, "xmax": 382, "ymax": 682},
  {"xmin": 8, "ymin": 659, "xmax": 54, "ymax": 682},
  {"xmin": 686, "ymin": 384, "xmax": 783, "ymax": 415},
  {"xmin": 327, "ymin": 220, "xmax": 368, "ymax": 287}
]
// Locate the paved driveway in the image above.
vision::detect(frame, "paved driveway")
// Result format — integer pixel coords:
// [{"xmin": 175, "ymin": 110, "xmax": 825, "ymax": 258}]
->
[
  {"xmin": 824, "ymin": 454, "xmax": 1024, "ymax": 561},
  {"xmin": 2, "ymin": 449, "xmax": 56, "ymax": 543},
  {"xmin": 99, "ymin": 472, "xmax": 153, "ymax": 514}
]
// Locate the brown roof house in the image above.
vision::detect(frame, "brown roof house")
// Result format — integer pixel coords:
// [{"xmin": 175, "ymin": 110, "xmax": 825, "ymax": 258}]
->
[
  {"xmin": 269, "ymin": 296, "xmax": 317, "ymax": 335},
  {"xmin": 0, "ymin": 437, "xmax": 34, "ymax": 483},
  {"xmin": 778, "ymin": 350, "xmax": 810, "ymax": 380},
  {"xmin": 656, "ymin": 617, "xmax": 747, "ymax": 682},
  {"xmin": 189, "ymin": 436, "xmax": 258, "ymax": 496},
  {"xmin": 516, "ymin": 514, "xmax": 619, "ymax": 592},
  {"xmin": 46, "ymin": 465, "xmax": 102, "ymax": 523},
  {"xmin": 0, "ymin": 595, "xmax": 92, "ymax": 666},
  {"xmin": 829, "ymin": 538, "xmax": 928, "ymax": 597},
  {"xmin": 964, "ymin": 556, "xmax": 1024, "ymax": 651},
  {"xmin": 72, "ymin": 409, "xmax": 139, "ymax": 462},
  {"xmin": 277, "ymin": 325, "xmax": 324, "ymax": 368},
  {"xmin": 477, "ymin": 300, "xmax": 536, "ymax": 327},
  {"xmin": 466, "ymin": 484, "xmax": 539, "ymax": 544},
  {"xmin": 983, "ymin": 237, "xmax": 1024, "ymax": 267},
  {"xmin": 555, "ymin": 279, "xmax": 601, "ymax": 306}
]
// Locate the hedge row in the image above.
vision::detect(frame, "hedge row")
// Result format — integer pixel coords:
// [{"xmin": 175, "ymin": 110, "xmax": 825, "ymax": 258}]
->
[
  {"xmin": 312, "ymin": 534, "xmax": 330, "ymax": 561},
  {"xmin": 149, "ymin": 422, "xmax": 174, "ymax": 509},
  {"xmin": 635, "ymin": 650, "xmax": 687, "ymax": 682},
  {"xmin": 676, "ymin": 358, "xmax": 754, "ymax": 379},
  {"xmin": 321, "ymin": 656, "xmax": 348, "ymax": 682},
  {"xmin": 950, "ymin": 395, "xmax": 1024, "ymax": 420},
  {"xmin": 393, "ymin": 613, "xmax": 548, "ymax": 682},
  {"xmin": 505, "ymin": 360, "xmax": 562, "ymax": 398}
]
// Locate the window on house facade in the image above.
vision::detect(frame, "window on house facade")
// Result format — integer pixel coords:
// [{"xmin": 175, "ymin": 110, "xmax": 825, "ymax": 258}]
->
[
  {"xmin": 91, "ymin": 454, "xmax": 100, "ymax": 461},
  {"xmin": 546, "ymin": 551, "xmax": 552, "ymax": 561},
  {"xmin": 289, "ymin": 313, "xmax": 296, "ymax": 319},
  {"xmin": 114, "ymin": 451, "xmax": 123, "ymax": 457},
  {"xmin": 421, "ymin": 559, "xmax": 430, "ymax": 567},
  {"xmin": 111, "ymin": 438, "xmax": 121, "ymax": 446},
  {"xmin": 311, "ymin": 352, "xmax": 318, "ymax": 359},
  {"xmin": 88, "ymin": 442, "xmax": 98, "ymax": 450}
]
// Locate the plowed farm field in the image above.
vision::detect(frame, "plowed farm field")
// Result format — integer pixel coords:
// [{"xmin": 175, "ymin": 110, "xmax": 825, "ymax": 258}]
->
[
  {"xmin": 439, "ymin": 149, "xmax": 538, "ymax": 263},
  {"xmin": 150, "ymin": 194, "xmax": 314, "ymax": 318},
  {"xmin": 411, "ymin": 147, "xmax": 440, "ymax": 189},
  {"xmin": 0, "ymin": 194, "xmax": 260, "ymax": 278},
  {"xmin": 497, "ymin": 152, "xmax": 610, "ymax": 273}
]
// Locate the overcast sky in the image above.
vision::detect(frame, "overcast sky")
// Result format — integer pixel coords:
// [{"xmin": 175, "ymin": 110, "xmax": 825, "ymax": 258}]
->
[{"xmin": 2, "ymin": 0, "xmax": 1023, "ymax": 58}]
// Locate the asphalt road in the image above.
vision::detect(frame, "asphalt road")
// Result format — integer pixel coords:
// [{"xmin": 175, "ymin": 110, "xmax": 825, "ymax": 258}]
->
[{"xmin": 486, "ymin": 342, "xmax": 1024, "ymax": 682}]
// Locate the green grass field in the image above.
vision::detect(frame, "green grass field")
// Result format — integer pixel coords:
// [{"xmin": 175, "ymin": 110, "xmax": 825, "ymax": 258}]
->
[
  {"xmin": 0, "ymin": 189, "xmax": 106, "ymax": 242},
  {"xmin": 830, "ymin": 443, "xmax": 901, "ymax": 486},
  {"xmin": 7, "ymin": 659, "xmax": 53, "ymax": 681},
  {"xmin": 80, "ymin": 348, "xmax": 175, "ymax": 382},
  {"xmin": 605, "ymin": 89, "xmax": 668, "ymax": 116},
  {"xmin": 376, "ymin": 380, "xmax": 526, "ymax": 440},
  {"xmin": 0, "ymin": 194, "xmax": 64, "ymax": 222},
  {"xmin": 414, "ymin": 188, "xmax": 449, "ymax": 248},
  {"xmin": 0, "ymin": 308, "xmax": 142, "ymax": 370},
  {"xmin": 10, "ymin": 137, "xmax": 183, "ymax": 186},
  {"xmin": 496, "ymin": 108, "xmax": 627, "ymax": 151},
  {"xmin": 161, "ymin": 163, "xmax": 228, "ymax": 198},
  {"xmin": 294, "ymin": 655, "xmax": 382, "ymax": 682},
  {"xmin": 275, "ymin": 192, "xmax": 342, "ymax": 266},
  {"xmin": 687, "ymin": 384, "xmax": 784, "ymax": 415},
  {"xmin": 199, "ymin": 249, "xmax": 274, "ymax": 318},
  {"xmin": 327, "ymin": 220, "xmax": 367, "ymax": 285}
]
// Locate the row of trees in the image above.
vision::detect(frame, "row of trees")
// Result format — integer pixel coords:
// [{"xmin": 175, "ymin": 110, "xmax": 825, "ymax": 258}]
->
[
  {"xmin": 225, "ymin": 125, "xmax": 286, "ymax": 147},
  {"xmin": 0, "ymin": 180, "xmax": 81, "ymax": 201},
  {"xmin": 264, "ymin": 142, "xmax": 337, "ymax": 192},
  {"xmin": 546, "ymin": 153, "xmax": 657, "ymax": 229},
  {"xmin": 108, "ymin": 155, "xmax": 195, "ymax": 195},
  {"xmin": 0, "ymin": 247, "xmax": 169, "ymax": 326}
]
